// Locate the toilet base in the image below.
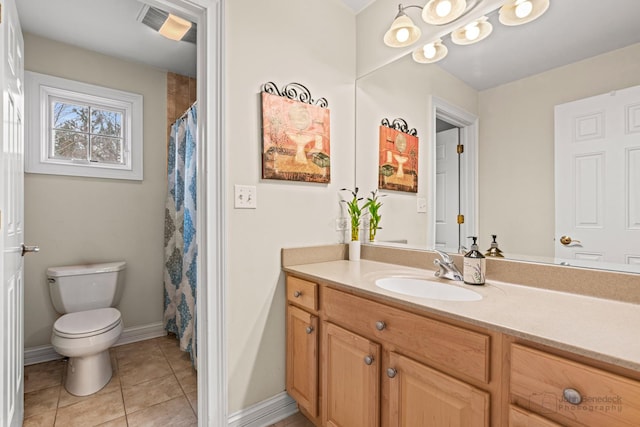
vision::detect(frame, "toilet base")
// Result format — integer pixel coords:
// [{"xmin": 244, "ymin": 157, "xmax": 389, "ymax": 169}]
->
[{"xmin": 65, "ymin": 350, "xmax": 113, "ymax": 396}]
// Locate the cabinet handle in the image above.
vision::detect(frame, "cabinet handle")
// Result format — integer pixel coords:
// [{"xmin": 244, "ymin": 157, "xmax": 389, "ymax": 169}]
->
[
  {"xmin": 364, "ymin": 355, "xmax": 374, "ymax": 365},
  {"xmin": 305, "ymin": 326, "xmax": 314, "ymax": 334},
  {"xmin": 386, "ymin": 368, "xmax": 397, "ymax": 378},
  {"xmin": 375, "ymin": 321, "xmax": 386, "ymax": 331},
  {"xmin": 293, "ymin": 290, "xmax": 302, "ymax": 298},
  {"xmin": 563, "ymin": 388, "xmax": 582, "ymax": 405}
]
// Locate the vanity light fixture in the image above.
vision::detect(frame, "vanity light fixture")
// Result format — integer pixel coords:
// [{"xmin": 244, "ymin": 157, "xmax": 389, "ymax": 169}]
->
[
  {"xmin": 384, "ymin": 4, "xmax": 423, "ymax": 47},
  {"xmin": 499, "ymin": 0, "xmax": 549, "ymax": 26},
  {"xmin": 384, "ymin": 0, "xmax": 550, "ymax": 65},
  {"xmin": 451, "ymin": 16, "xmax": 493, "ymax": 45},
  {"xmin": 422, "ymin": 0, "xmax": 467, "ymax": 25},
  {"xmin": 412, "ymin": 39, "xmax": 448, "ymax": 63}
]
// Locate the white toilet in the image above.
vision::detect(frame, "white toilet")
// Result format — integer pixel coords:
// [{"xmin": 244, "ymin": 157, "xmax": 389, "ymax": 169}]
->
[{"xmin": 47, "ymin": 261, "xmax": 126, "ymax": 396}]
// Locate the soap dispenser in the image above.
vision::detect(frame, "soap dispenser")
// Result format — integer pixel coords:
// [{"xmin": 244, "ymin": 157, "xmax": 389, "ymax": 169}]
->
[
  {"xmin": 463, "ymin": 237, "xmax": 486, "ymax": 285},
  {"xmin": 485, "ymin": 234, "xmax": 504, "ymax": 258}
]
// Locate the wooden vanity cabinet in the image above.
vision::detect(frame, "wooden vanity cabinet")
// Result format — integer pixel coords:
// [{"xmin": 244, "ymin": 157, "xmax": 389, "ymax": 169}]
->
[
  {"xmin": 509, "ymin": 343, "xmax": 640, "ymax": 427},
  {"xmin": 285, "ymin": 273, "xmax": 495, "ymax": 426},
  {"xmin": 286, "ymin": 273, "xmax": 640, "ymax": 427},
  {"xmin": 286, "ymin": 276, "xmax": 319, "ymax": 419}
]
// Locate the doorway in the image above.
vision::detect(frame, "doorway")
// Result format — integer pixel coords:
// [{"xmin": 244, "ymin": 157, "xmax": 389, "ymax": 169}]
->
[
  {"xmin": 435, "ymin": 119, "xmax": 463, "ymax": 252},
  {"xmin": 429, "ymin": 96, "xmax": 478, "ymax": 253}
]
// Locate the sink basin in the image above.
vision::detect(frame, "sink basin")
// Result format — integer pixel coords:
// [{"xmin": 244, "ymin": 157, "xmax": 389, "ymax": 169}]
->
[{"xmin": 375, "ymin": 277, "xmax": 482, "ymax": 301}]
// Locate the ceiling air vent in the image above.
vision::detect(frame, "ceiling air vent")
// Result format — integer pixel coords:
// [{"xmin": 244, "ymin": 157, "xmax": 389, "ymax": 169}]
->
[{"xmin": 137, "ymin": 4, "xmax": 197, "ymax": 44}]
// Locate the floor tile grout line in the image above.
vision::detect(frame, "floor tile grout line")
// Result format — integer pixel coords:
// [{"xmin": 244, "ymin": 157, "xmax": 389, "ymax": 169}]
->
[{"xmin": 24, "ymin": 338, "xmax": 198, "ymax": 426}]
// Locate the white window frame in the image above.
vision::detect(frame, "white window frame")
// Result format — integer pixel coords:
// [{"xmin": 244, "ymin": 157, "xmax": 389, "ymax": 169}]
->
[{"xmin": 25, "ymin": 71, "xmax": 144, "ymax": 180}]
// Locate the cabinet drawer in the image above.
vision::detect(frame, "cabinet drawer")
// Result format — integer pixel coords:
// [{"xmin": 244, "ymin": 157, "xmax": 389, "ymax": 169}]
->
[
  {"xmin": 509, "ymin": 405, "xmax": 562, "ymax": 427},
  {"xmin": 287, "ymin": 276, "xmax": 318, "ymax": 311},
  {"xmin": 510, "ymin": 344, "xmax": 640, "ymax": 426},
  {"xmin": 323, "ymin": 287, "xmax": 490, "ymax": 383}
]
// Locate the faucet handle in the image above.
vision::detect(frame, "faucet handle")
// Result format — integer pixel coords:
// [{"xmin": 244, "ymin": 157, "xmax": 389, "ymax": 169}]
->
[{"xmin": 433, "ymin": 249, "xmax": 453, "ymax": 264}]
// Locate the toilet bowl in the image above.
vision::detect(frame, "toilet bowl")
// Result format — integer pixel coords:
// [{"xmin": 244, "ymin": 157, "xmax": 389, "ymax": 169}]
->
[
  {"xmin": 51, "ymin": 308, "xmax": 123, "ymax": 396},
  {"xmin": 47, "ymin": 261, "xmax": 126, "ymax": 396}
]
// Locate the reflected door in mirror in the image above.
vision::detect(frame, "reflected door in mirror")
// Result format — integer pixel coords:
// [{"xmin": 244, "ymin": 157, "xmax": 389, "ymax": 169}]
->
[
  {"xmin": 555, "ymin": 84, "xmax": 640, "ymax": 269},
  {"xmin": 436, "ymin": 127, "xmax": 461, "ymax": 251}
]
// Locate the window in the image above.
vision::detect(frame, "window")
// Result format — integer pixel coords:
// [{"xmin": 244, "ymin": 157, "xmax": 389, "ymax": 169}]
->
[{"xmin": 26, "ymin": 71, "xmax": 143, "ymax": 180}]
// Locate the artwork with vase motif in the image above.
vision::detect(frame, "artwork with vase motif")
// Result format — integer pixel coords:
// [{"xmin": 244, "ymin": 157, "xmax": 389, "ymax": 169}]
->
[
  {"xmin": 261, "ymin": 92, "xmax": 331, "ymax": 183},
  {"xmin": 378, "ymin": 126, "xmax": 419, "ymax": 193}
]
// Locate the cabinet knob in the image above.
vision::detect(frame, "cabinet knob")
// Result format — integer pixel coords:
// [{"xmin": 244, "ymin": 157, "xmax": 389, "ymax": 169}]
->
[
  {"xmin": 293, "ymin": 290, "xmax": 302, "ymax": 298},
  {"xmin": 364, "ymin": 355, "xmax": 374, "ymax": 365},
  {"xmin": 386, "ymin": 368, "xmax": 397, "ymax": 378},
  {"xmin": 563, "ymin": 388, "xmax": 582, "ymax": 405},
  {"xmin": 305, "ymin": 326, "xmax": 314, "ymax": 334},
  {"xmin": 375, "ymin": 321, "xmax": 386, "ymax": 331}
]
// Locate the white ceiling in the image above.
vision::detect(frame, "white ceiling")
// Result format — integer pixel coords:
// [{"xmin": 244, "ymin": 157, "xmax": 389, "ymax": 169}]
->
[
  {"xmin": 435, "ymin": 0, "xmax": 640, "ymax": 90},
  {"xmin": 15, "ymin": 0, "xmax": 640, "ymax": 89},
  {"xmin": 16, "ymin": 0, "xmax": 197, "ymax": 77}
]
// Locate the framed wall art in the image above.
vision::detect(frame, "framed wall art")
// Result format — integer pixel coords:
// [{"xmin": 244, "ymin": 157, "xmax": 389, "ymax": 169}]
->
[
  {"xmin": 378, "ymin": 118, "xmax": 418, "ymax": 193},
  {"xmin": 261, "ymin": 82, "xmax": 330, "ymax": 183}
]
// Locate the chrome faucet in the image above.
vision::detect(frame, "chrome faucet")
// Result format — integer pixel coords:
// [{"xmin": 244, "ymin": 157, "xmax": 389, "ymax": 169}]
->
[{"xmin": 433, "ymin": 249, "xmax": 463, "ymax": 281}]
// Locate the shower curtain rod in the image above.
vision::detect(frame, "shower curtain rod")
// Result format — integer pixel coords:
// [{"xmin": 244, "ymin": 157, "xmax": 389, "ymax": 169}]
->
[{"xmin": 176, "ymin": 100, "xmax": 198, "ymax": 123}]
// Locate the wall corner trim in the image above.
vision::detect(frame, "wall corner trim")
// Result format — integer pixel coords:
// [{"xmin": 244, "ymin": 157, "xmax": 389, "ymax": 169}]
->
[{"xmin": 227, "ymin": 392, "xmax": 298, "ymax": 427}]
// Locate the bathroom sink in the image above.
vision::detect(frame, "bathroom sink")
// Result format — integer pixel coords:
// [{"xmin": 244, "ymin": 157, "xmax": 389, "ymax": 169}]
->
[{"xmin": 375, "ymin": 277, "xmax": 482, "ymax": 302}]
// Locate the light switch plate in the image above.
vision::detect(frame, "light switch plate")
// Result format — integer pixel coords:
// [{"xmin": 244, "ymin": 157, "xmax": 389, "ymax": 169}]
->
[{"xmin": 234, "ymin": 185, "xmax": 257, "ymax": 209}]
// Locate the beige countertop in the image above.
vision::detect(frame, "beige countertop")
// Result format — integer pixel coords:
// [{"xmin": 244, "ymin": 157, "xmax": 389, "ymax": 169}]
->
[{"xmin": 284, "ymin": 259, "xmax": 640, "ymax": 372}]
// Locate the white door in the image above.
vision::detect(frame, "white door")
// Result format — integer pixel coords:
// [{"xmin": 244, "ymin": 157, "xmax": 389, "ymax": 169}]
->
[
  {"xmin": 0, "ymin": 1, "xmax": 25, "ymax": 426},
  {"xmin": 435, "ymin": 127, "xmax": 460, "ymax": 251},
  {"xmin": 555, "ymin": 84, "xmax": 640, "ymax": 270}
]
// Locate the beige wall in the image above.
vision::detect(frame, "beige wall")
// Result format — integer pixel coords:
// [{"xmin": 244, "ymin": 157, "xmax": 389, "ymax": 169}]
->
[
  {"xmin": 478, "ymin": 42, "xmax": 640, "ymax": 257},
  {"xmin": 226, "ymin": 0, "xmax": 356, "ymax": 412},
  {"xmin": 23, "ymin": 33, "xmax": 167, "ymax": 348},
  {"xmin": 356, "ymin": 53, "xmax": 478, "ymax": 247}
]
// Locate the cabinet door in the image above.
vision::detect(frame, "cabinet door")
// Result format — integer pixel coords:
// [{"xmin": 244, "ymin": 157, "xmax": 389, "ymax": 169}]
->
[
  {"xmin": 387, "ymin": 352, "xmax": 489, "ymax": 427},
  {"xmin": 323, "ymin": 322, "xmax": 380, "ymax": 427},
  {"xmin": 287, "ymin": 305, "xmax": 318, "ymax": 417}
]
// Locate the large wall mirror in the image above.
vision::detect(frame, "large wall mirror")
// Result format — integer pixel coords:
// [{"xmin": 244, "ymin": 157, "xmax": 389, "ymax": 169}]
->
[{"xmin": 355, "ymin": 0, "xmax": 640, "ymax": 273}]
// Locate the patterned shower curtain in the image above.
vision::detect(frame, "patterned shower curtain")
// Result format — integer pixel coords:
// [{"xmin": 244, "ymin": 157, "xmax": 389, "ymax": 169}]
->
[{"xmin": 164, "ymin": 103, "xmax": 198, "ymax": 367}]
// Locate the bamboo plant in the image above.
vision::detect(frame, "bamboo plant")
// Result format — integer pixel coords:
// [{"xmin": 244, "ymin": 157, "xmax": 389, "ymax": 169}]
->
[
  {"xmin": 366, "ymin": 189, "xmax": 385, "ymax": 242},
  {"xmin": 340, "ymin": 187, "xmax": 365, "ymax": 241}
]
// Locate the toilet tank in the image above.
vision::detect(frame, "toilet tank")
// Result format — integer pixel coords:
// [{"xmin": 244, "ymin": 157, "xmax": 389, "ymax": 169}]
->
[{"xmin": 47, "ymin": 262, "xmax": 126, "ymax": 314}]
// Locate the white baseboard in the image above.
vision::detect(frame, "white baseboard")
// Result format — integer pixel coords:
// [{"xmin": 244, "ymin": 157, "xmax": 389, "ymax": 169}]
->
[
  {"xmin": 113, "ymin": 321, "xmax": 166, "ymax": 346},
  {"xmin": 227, "ymin": 392, "xmax": 298, "ymax": 427},
  {"xmin": 24, "ymin": 321, "xmax": 167, "ymax": 366}
]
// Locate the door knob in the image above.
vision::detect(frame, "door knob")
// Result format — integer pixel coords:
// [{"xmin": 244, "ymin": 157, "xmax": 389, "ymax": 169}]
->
[
  {"xmin": 559, "ymin": 236, "xmax": 581, "ymax": 246},
  {"xmin": 21, "ymin": 244, "xmax": 40, "ymax": 257}
]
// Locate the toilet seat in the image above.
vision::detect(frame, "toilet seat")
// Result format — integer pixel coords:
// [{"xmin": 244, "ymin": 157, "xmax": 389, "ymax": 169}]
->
[{"xmin": 53, "ymin": 307, "xmax": 121, "ymax": 339}]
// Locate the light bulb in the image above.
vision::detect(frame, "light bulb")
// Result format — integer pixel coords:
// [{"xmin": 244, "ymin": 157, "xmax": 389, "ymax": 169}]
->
[
  {"xmin": 423, "ymin": 43, "xmax": 437, "ymax": 59},
  {"xmin": 515, "ymin": 0, "xmax": 533, "ymax": 18},
  {"xmin": 396, "ymin": 28, "xmax": 410, "ymax": 43},
  {"xmin": 435, "ymin": 0, "xmax": 452, "ymax": 18},
  {"xmin": 464, "ymin": 23, "xmax": 480, "ymax": 41}
]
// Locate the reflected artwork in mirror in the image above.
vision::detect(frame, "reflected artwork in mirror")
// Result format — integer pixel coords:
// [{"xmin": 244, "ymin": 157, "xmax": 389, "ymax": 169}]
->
[{"xmin": 355, "ymin": 0, "xmax": 640, "ymax": 274}]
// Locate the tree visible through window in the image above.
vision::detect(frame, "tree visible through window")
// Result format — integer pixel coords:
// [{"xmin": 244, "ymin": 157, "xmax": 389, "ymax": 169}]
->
[{"xmin": 52, "ymin": 100, "xmax": 124, "ymax": 164}]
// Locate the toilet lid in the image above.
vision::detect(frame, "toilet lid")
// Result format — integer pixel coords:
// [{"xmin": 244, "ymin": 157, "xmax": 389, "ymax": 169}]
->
[{"xmin": 54, "ymin": 308, "xmax": 122, "ymax": 338}]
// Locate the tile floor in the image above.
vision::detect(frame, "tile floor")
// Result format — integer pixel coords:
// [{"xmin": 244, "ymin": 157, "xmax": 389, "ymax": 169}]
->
[
  {"xmin": 268, "ymin": 412, "xmax": 315, "ymax": 427},
  {"xmin": 23, "ymin": 335, "xmax": 197, "ymax": 427}
]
